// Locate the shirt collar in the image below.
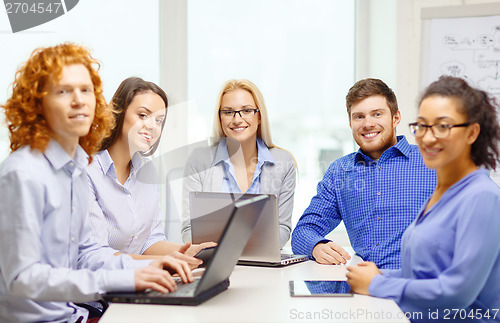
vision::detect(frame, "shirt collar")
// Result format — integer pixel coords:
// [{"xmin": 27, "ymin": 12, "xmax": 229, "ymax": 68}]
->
[
  {"xmin": 256, "ymin": 137, "xmax": 274, "ymax": 165},
  {"xmin": 418, "ymin": 169, "xmax": 486, "ymax": 222},
  {"xmin": 96, "ymin": 149, "xmax": 145, "ymax": 177},
  {"xmin": 130, "ymin": 152, "xmax": 145, "ymax": 175},
  {"xmin": 213, "ymin": 138, "xmax": 229, "ymax": 166},
  {"xmin": 213, "ymin": 137, "xmax": 274, "ymax": 166},
  {"xmin": 96, "ymin": 150, "xmax": 114, "ymax": 175},
  {"xmin": 44, "ymin": 139, "xmax": 88, "ymax": 175},
  {"xmin": 354, "ymin": 135, "xmax": 410, "ymax": 164}
]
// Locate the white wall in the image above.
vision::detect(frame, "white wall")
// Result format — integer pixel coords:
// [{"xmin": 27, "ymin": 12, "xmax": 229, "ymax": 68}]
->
[
  {"xmin": 356, "ymin": 0, "xmax": 499, "ymax": 144},
  {"xmin": 356, "ymin": 0, "xmax": 398, "ymax": 86},
  {"xmin": 395, "ymin": 0, "xmax": 500, "ymax": 143},
  {"xmin": 158, "ymin": 0, "xmax": 356, "ymax": 245},
  {"xmin": 0, "ymin": 0, "xmax": 160, "ymax": 162}
]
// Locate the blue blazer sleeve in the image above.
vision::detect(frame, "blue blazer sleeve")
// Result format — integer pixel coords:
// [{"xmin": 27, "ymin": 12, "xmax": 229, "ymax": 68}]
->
[{"xmin": 369, "ymin": 191, "xmax": 500, "ymax": 313}]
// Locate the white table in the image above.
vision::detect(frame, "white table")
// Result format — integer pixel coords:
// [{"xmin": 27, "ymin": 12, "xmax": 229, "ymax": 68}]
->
[{"xmin": 101, "ymin": 255, "xmax": 409, "ymax": 323}]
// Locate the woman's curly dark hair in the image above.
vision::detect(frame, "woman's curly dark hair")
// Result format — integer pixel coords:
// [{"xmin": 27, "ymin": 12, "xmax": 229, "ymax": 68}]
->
[{"xmin": 419, "ymin": 76, "xmax": 500, "ymax": 170}]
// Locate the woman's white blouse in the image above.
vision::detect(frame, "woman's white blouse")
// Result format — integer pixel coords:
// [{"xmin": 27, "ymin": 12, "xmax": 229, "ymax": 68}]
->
[{"xmin": 87, "ymin": 150, "xmax": 166, "ymax": 254}]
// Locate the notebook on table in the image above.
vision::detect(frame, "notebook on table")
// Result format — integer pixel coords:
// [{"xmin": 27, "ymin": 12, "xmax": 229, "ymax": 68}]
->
[
  {"xmin": 190, "ymin": 192, "xmax": 308, "ymax": 267},
  {"xmin": 102, "ymin": 194, "xmax": 269, "ymax": 305}
]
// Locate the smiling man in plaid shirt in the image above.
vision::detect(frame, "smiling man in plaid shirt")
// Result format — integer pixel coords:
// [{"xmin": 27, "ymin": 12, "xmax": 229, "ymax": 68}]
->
[{"xmin": 292, "ymin": 78, "xmax": 436, "ymax": 269}]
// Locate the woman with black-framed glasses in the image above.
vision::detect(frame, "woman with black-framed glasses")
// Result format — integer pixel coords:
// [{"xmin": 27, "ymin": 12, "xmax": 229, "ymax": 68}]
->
[
  {"xmin": 409, "ymin": 121, "xmax": 470, "ymax": 139},
  {"xmin": 347, "ymin": 76, "xmax": 500, "ymax": 321},
  {"xmin": 181, "ymin": 79, "xmax": 297, "ymax": 247}
]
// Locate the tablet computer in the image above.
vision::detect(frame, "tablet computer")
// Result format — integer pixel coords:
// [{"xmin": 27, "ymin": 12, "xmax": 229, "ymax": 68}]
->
[{"xmin": 289, "ymin": 280, "xmax": 353, "ymax": 297}]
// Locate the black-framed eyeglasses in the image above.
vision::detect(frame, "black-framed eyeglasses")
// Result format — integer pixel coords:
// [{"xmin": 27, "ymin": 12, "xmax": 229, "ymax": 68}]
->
[
  {"xmin": 219, "ymin": 108, "xmax": 260, "ymax": 119},
  {"xmin": 409, "ymin": 122, "xmax": 470, "ymax": 139}
]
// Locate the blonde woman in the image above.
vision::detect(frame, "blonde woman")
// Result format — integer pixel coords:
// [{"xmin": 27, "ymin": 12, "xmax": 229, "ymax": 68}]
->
[{"xmin": 181, "ymin": 79, "xmax": 296, "ymax": 247}]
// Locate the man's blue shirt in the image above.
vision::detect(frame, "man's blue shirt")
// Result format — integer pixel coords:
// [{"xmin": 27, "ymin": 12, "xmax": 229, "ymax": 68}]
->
[{"xmin": 291, "ymin": 136, "xmax": 436, "ymax": 269}]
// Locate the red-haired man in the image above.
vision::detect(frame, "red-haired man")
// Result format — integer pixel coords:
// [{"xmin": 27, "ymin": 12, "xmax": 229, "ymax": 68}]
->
[{"xmin": 0, "ymin": 43, "xmax": 195, "ymax": 323}]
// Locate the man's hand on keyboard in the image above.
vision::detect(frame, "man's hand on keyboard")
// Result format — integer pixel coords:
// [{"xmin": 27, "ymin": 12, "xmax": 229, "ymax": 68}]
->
[
  {"xmin": 134, "ymin": 264, "xmax": 178, "ymax": 294},
  {"xmin": 134, "ymin": 255, "xmax": 194, "ymax": 293}
]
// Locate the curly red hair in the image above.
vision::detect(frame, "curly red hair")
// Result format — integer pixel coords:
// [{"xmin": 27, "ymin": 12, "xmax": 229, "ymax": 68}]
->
[{"xmin": 1, "ymin": 42, "xmax": 114, "ymax": 163}]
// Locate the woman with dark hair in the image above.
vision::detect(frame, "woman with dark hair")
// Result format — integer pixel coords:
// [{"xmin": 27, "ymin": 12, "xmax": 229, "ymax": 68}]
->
[
  {"xmin": 99, "ymin": 77, "xmax": 167, "ymax": 158},
  {"xmin": 346, "ymin": 76, "xmax": 500, "ymax": 321},
  {"xmin": 87, "ymin": 77, "xmax": 213, "ymax": 264}
]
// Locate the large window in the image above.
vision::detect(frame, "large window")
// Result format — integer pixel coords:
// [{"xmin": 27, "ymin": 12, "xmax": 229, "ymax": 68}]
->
[
  {"xmin": 0, "ymin": 0, "xmax": 160, "ymax": 162},
  {"xmin": 186, "ymin": 0, "xmax": 356, "ymax": 243},
  {"xmin": 0, "ymin": 1, "xmax": 356, "ymax": 246}
]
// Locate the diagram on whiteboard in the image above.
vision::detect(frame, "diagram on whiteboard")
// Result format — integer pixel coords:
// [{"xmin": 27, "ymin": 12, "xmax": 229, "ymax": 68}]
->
[
  {"xmin": 426, "ymin": 15, "xmax": 500, "ymax": 102},
  {"xmin": 423, "ymin": 13, "xmax": 500, "ymax": 185}
]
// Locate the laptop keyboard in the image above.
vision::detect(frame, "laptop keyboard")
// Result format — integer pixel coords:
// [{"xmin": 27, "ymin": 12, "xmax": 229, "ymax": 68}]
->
[{"xmin": 147, "ymin": 279, "xmax": 200, "ymax": 298}]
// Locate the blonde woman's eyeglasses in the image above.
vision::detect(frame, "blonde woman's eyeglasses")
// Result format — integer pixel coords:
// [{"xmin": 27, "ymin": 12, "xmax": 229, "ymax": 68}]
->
[{"xmin": 219, "ymin": 108, "xmax": 260, "ymax": 119}]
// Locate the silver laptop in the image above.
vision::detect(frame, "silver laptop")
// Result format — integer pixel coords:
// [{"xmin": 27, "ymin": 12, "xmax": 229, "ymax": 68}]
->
[
  {"xmin": 190, "ymin": 192, "xmax": 308, "ymax": 267},
  {"xmin": 103, "ymin": 195, "xmax": 268, "ymax": 305}
]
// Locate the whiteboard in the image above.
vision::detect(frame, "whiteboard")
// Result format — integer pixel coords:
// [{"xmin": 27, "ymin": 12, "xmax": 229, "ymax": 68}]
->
[{"xmin": 420, "ymin": 3, "xmax": 500, "ymax": 185}]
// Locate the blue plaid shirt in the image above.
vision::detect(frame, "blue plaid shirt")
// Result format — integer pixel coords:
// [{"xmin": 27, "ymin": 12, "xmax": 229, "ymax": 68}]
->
[{"xmin": 291, "ymin": 136, "xmax": 436, "ymax": 269}]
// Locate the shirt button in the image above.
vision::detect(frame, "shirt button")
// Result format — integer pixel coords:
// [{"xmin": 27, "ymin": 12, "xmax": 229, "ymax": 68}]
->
[
  {"xmin": 71, "ymin": 237, "xmax": 75, "ymax": 242},
  {"xmin": 377, "ymin": 192, "xmax": 381, "ymax": 196},
  {"xmin": 377, "ymin": 217, "xmax": 381, "ymax": 220},
  {"xmin": 378, "ymin": 166, "xmax": 382, "ymax": 170},
  {"xmin": 72, "ymin": 206, "xmax": 75, "ymax": 212},
  {"xmin": 376, "ymin": 243, "xmax": 379, "ymax": 246}
]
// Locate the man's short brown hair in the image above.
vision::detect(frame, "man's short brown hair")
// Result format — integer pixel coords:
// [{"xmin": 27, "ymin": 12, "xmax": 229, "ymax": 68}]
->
[{"xmin": 346, "ymin": 78, "xmax": 398, "ymax": 117}]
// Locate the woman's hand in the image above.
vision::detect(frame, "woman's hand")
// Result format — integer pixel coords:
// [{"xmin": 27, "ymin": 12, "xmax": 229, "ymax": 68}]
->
[
  {"xmin": 168, "ymin": 249, "xmax": 202, "ymax": 270},
  {"xmin": 179, "ymin": 241, "xmax": 217, "ymax": 258},
  {"xmin": 346, "ymin": 262, "xmax": 382, "ymax": 295},
  {"xmin": 167, "ymin": 242, "xmax": 218, "ymax": 270}
]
